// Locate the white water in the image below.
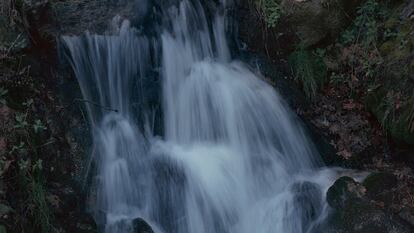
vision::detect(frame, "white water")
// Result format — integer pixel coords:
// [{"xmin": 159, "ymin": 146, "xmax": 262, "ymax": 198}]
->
[{"xmin": 63, "ymin": 0, "xmax": 340, "ymax": 232}]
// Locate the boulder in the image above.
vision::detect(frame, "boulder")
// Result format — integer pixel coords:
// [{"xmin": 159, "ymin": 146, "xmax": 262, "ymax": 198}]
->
[
  {"xmin": 362, "ymin": 172, "xmax": 398, "ymax": 204},
  {"xmin": 326, "ymin": 176, "xmax": 365, "ymax": 209},
  {"xmin": 325, "ymin": 176, "xmax": 414, "ymax": 233},
  {"xmin": 280, "ymin": 0, "xmax": 362, "ymax": 47}
]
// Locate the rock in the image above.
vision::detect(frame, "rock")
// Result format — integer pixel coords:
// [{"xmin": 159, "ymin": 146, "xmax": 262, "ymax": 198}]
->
[
  {"xmin": 280, "ymin": 0, "xmax": 362, "ymax": 47},
  {"xmin": 325, "ymin": 176, "xmax": 414, "ymax": 233},
  {"xmin": 327, "ymin": 176, "xmax": 365, "ymax": 209},
  {"xmin": 362, "ymin": 172, "xmax": 398, "ymax": 199},
  {"xmin": 52, "ymin": 0, "xmax": 137, "ymax": 35},
  {"xmin": 362, "ymin": 172, "xmax": 398, "ymax": 206},
  {"xmin": 132, "ymin": 218, "xmax": 154, "ymax": 233}
]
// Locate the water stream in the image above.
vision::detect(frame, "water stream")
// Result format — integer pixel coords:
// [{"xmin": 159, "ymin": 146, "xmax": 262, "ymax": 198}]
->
[{"xmin": 63, "ymin": 0, "xmax": 340, "ymax": 232}]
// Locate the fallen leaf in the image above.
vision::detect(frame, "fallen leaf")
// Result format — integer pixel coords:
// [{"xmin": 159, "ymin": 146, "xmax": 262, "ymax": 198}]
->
[{"xmin": 337, "ymin": 150, "xmax": 352, "ymax": 160}]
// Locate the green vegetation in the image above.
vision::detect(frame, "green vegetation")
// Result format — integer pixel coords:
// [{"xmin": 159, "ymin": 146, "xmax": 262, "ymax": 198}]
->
[
  {"xmin": 7, "ymin": 98, "xmax": 54, "ymax": 233},
  {"xmin": 255, "ymin": 0, "xmax": 283, "ymax": 28},
  {"xmin": 289, "ymin": 46, "xmax": 327, "ymax": 100},
  {"xmin": 340, "ymin": 0, "xmax": 388, "ymax": 47}
]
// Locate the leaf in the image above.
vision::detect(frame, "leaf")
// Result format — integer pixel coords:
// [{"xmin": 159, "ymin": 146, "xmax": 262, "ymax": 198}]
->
[{"xmin": 337, "ymin": 150, "xmax": 352, "ymax": 160}]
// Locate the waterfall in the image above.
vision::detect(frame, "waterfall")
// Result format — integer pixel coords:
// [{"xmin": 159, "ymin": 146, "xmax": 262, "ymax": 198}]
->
[{"xmin": 62, "ymin": 0, "xmax": 339, "ymax": 232}]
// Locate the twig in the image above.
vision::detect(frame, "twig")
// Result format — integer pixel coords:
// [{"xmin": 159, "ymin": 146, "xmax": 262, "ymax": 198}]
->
[{"xmin": 73, "ymin": 98, "xmax": 118, "ymax": 113}]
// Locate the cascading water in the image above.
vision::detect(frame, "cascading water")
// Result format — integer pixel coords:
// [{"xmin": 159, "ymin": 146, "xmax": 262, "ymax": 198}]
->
[{"xmin": 63, "ymin": 0, "xmax": 341, "ymax": 232}]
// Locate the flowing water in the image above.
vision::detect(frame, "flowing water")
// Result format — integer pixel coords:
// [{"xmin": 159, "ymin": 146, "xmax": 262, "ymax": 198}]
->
[{"xmin": 63, "ymin": 0, "xmax": 341, "ymax": 232}]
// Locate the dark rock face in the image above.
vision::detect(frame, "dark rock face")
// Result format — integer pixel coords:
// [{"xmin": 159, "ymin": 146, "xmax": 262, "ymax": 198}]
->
[
  {"xmin": 325, "ymin": 176, "xmax": 414, "ymax": 233},
  {"xmin": 132, "ymin": 218, "xmax": 154, "ymax": 233}
]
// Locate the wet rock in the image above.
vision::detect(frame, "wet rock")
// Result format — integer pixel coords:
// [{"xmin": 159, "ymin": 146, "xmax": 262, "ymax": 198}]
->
[
  {"xmin": 327, "ymin": 176, "xmax": 365, "ymax": 209},
  {"xmin": 326, "ymin": 176, "xmax": 414, "ymax": 233},
  {"xmin": 132, "ymin": 218, "xmax": 154, "ymax": 233},
  {"xmin": 362, "ymin": 172, "xmax": 398, "ymax": 204}
]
